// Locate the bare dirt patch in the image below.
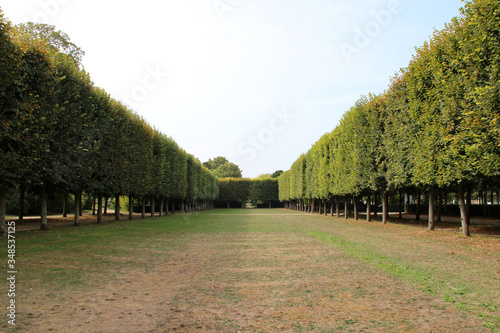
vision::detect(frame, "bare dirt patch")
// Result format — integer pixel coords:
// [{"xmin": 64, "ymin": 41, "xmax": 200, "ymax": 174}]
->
[{"xmin": 18, "ymin": 232, "xmax": 486, "ymax": 332}]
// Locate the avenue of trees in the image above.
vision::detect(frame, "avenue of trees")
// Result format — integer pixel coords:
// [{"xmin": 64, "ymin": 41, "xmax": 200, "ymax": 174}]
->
[
  {"xmin": 279, "ymin": 0, "xmax": 500, "ymax": 236},
  {"xmin": 0, "ymin": 15, "xmax": 218, "ymax": 235}
]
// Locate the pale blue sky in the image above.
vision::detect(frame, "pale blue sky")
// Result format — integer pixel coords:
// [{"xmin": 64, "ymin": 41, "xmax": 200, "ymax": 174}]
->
[{"xmin": 1, "ymin": 0, "xmax": 464, "ymax": 177}]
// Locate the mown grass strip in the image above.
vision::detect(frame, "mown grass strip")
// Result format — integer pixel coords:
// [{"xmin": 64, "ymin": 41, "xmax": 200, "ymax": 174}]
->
[{"xmin": 309, "ymin": 231, "xmax": 500, "ymax": 332}]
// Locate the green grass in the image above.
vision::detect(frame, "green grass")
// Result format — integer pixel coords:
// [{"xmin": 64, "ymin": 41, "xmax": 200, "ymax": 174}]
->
[{"xmin": 1, "ymin": 208, "xmax": 499, "ymax": 331}]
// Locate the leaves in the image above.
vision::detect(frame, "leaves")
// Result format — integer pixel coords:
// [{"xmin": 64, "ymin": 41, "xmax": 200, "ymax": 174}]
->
[
  {"xmin": 280, "ymin": 0, "xmax": 500, "ymax": 208},
  {"xmin": 0, "ymin": 9, "xmax": 218, "ymax": 207}
]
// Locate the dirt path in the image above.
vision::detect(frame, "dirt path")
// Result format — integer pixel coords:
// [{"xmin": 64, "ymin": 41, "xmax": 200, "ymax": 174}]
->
[{"xmin": 20, "ymin": 232, "xmax": 484, "ymax": 332}]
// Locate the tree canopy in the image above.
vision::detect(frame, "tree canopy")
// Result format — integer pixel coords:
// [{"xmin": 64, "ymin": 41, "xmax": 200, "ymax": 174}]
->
[
  {"xmin": 204, "ymin": 157, "xmax": 243, "ymax": 178},
  {"xmin": 278, "ymin": 0, "xmax": 500, "ymax": 236},
  {"xmin": 0, "ymin": 13, "xmax": 218, "ymax": 232}
]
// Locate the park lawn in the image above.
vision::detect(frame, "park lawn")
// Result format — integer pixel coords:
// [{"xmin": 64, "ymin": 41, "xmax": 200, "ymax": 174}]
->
[{"xmin": 0, "ymin": 208, "xmax": 499, "ymax": 332}]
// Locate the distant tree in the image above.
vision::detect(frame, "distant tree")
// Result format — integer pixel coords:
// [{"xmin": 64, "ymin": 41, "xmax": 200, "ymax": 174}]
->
[
  {"xmin": 271, "ymin": 170, "xmax": 284, "ymax": 178},
  {"xmin": 218, "ymin": 178, "xmax": 251, "ymax": 208},
  {"xmin": 250, "ymin": 177, "xmax": 279, "ymax": 208},
  {"xmin": 204, "ymin": 156, "xmax": 243, "ymax": 178},
  {"xmin": 203, "ymin": 156, "xmax": 229, "ymax": 171},
  {"xmin": 215, "ymin": 162, "xmax": 242, "ymax": 178}
]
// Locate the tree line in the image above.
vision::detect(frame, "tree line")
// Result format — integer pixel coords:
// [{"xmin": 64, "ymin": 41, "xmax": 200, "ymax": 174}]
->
[
  {"xmin": 278, "ymin": 0, "xmax": 500, "ymax": 236},
  {"xmin": 0, "ymin": 15, "xmax": 218, "ymax": 235},
  {"xmin": 217, "ymin": 177, "xmax": 279, "ymax": 208}
]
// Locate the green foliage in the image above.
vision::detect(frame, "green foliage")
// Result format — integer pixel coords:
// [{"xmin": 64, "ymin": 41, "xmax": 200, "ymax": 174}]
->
[
  {"xmin": 214, "ymin": 162, "xmax": 242, "ymax": 178},
  {"xmin": 271, "ymin": 170, "xmax": 284, "ymax": 178},
  {"xmin": 250, "ymin": 177, "xmax": 279, "ymax": 204},
  {"xmin": 0, "ymin": 11, "xmax": 219, "ymax": 223},
  {"xmin": 203, "ymin": 156, "xmax": 229, "ymax": 171},
  {"xmin": 290, "ymin": 154, "xmax": 306, "ymax": 200},
  {"xmin": 204, "ymin": 157, "xmax": 243, "ymax": 178},
  {"xmin": 15, "ymin": 22, "xmax": 84, "ymax": 65},
  {"xmin": 0, "ymin": 11, "xmax": 22, "ymax": 189},
  {"xmin": 218, "ymin": 176, "xmax": 279, "ymax": 206},
  {"xmin": 279, "ymin": 0, "xmax": 500, "ymax": 227},
  {"xmin": 278, "ymin": 170, "xmax": 291, "ymax": 202},
  {"xmin": 218, "ymin": 178, "xmax": 251, "ymax": 204}
]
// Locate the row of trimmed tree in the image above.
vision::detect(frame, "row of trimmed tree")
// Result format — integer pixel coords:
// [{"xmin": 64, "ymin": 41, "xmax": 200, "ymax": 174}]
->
[
  {"xmin": 217, "ymin": 177, "xmax": 279, "ymax": 208},
  {"xmin": 0, "ymin": 15, "xmax": 218, "ymax": 234},
  {"xmin": 279, "ymin": 0, "xmax": 500, "ymax": 236}
]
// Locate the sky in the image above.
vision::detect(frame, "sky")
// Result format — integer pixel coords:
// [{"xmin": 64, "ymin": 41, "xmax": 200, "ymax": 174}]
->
[{"xmin": 1, "ymin": 0, "xmax": 465, "ymax": 178}]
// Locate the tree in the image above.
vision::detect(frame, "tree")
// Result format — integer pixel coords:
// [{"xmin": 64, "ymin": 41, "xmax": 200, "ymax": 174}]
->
[
  {"xmin": 250, "ymin": 177, "xmax": 279, "ymax": 208},
  {"xmin": 11, "ymin": 26, "xmax": 63, "ymax": 229},
  {"xmin": 204, "ymin": 157, "xmax": 243, "ymax": 178},
  {"xmin": 278, "ymin": 170, "xmax": 291, "ymax": 205},
  {"xmin": 203, "ymin": 156, "xmax": 229, "ymax": 171},
  {"xmin": 218, "ymin": 178, "xmax": 251, "ymax": 208},
  {"xmin": 15, "ymin": 23, "xmax": 84, "ymax": 65},
  {"xmin": 271, "ymin": 170, "xmax": 284, "ymax": 178},
  {"xmin": 214, "ymin": 162, "xmax": 242, "ymax": 178},
  {"xmin": 0, "ymin": 11, "xmax": 22, "ymax": 235}
]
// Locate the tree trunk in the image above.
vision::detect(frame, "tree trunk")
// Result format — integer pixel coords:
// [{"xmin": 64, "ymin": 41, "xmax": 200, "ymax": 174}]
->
[
  {"xmin": 41, "ymin": 183, "xmax": 48, "ymax": 230},
  {"xmin": 398, "ymin": 190, "xmax": 403, "ymax": 219},
  {"xmin": 129, "ymin": 195, "xmax": 134, "ymax": 220},
  {"xmin": 354, "ymin": 196, "xmax": 359, "ymax": 221},
  {"xmin": 382, "ymin": 192, "xmax": 389, "ymax": 225},
  {"xmin": 19, "ymin": 185, "xmax": 26, "ymax": 220},
  {"xmin": 366, "ymin": 194, "xmax": 372, "ymax": 222},
  {"xmin": 165, "ymin": 199, "xmax": 169, "ymax": 215},
  {"xmin": 466, "ymin": 188, "xmax": 472, "ymax": 227},
  {"xmin": 159, "ymin": 196, "xmax": 164, "ymax": 216},
  {"xmin": 0, "ymin": 187, "xmax": 6, "ymax": 236},
  {"xmin": 336, "ymin": 198, "xmax": 340, "ymax": 218},
  {"xmin": 437, "ymin": 190, "xmax": 442, "ymax": 223},
  {"xmin": 483, "ymin": 190, "xmax": 488, "ymax": 217},
  {"xmin": 428, "ymin": 187, "xmax": 435, "ymax": 231},
  {"xmin": 151, "ymin": 197, "xmax": 155, "ymax": 218},
  {"xmin": 374, "ymin": 195, "xmax": 378, "ymax": 218},
  {"xmin": 61, "ymin": 191, "xmax": 67, "ymax": 218},
  {"xmin": 104, "ymin": 197, "xmax": 108, "ymax": 214},
  {"xmin": 115, "ymin": 195, "xmax": 120, "ymax": 220},
  {"xmin": 92, "ymin": 197, "xmax": 96, "ymax": 215},
  {"xmin": 331, "ymin": 198, "xmax": 335, "ymax": 216},
  {"xmin": 142, "ymin": 198, "xmax": 146, "ymax": 218},
  {"xmin": 344, "ymin": 196, "xmax": 348, "ymax": 219},
  {"xmin": 74, "ymin": 191, "xmax": 81, "ymax": 226},
  {"xmin": 416, "ymin": 189, "xmax": 421, "ymax": 221},
  {"xmin": 458, "ymin": 185, "xmax": 470, "ymax": 237},
  {"xmin": 97, "ymin": 195, "xmax": 103, "ymax": 224}
]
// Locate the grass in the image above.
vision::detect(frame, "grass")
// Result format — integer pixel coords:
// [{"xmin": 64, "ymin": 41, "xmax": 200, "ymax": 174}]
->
[{"xmin": 1, "ymin": 208, "xmax": 499, "ymax": 332}]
